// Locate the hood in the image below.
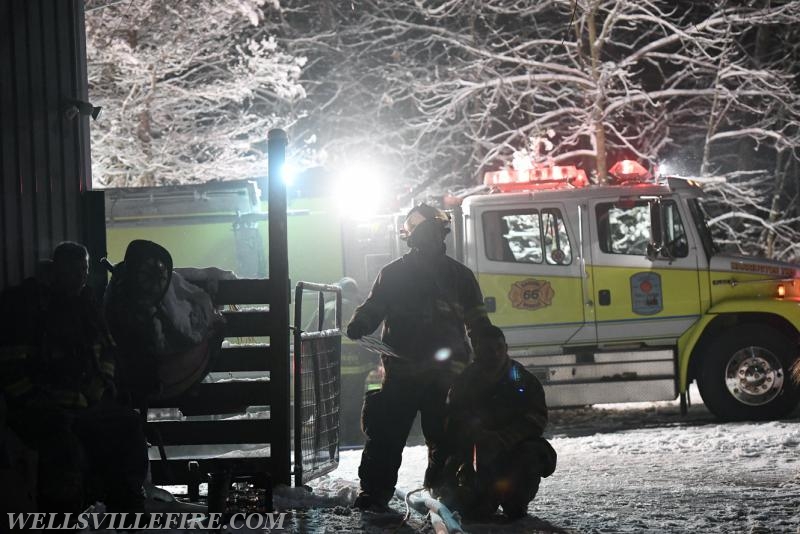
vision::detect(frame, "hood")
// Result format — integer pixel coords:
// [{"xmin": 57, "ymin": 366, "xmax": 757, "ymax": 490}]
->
[
  {"xmin": 710, "ymin": 254, "xmax": 798, "ymax": 279},
  {"xmin": 709, "ymin": 254, "xmax": 799, "ymax": 302}
]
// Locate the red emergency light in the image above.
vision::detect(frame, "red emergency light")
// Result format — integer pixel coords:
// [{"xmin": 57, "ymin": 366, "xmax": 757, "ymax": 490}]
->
[
  {"xmin": 484, "ymin": 165, "xmax": 589, "ymax": 192},
  {"xmin": 608, "ymin": 160, "xmax": 652, "ymax": 183}
]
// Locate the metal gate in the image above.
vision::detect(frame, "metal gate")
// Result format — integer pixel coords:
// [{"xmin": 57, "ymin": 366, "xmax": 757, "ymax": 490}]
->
[{"xmin": 293, "ymin": 281, "xmax": 342, "ymax": 486}]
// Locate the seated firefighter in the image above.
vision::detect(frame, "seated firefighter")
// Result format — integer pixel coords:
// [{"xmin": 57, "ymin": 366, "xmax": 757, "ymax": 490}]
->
[
  {"xmin": 440, "ymin": 325, "xmax": 557, "ymax": 521},
  {"xmin": 0, "ymin": 241, "xmax": 148, "ymax": 513}
]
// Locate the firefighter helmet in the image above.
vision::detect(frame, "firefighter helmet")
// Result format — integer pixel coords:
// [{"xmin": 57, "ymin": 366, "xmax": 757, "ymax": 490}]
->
[
  {"xmin": 399, "ymin": 203, "xmax": 451, "ymax": 241},
  {"xmin": 336, "ymin": 277, "xmax": 359, "ymax": 299}
]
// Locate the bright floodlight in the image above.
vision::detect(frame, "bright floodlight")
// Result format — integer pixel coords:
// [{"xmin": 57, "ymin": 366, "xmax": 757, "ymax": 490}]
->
[
  {"xmin": 281, "ymin": 161, "xmax": 299, "ymax": 187},
  {"xmin": 335, "ymin": 163, "xmax": 385, "ymax": 218}
]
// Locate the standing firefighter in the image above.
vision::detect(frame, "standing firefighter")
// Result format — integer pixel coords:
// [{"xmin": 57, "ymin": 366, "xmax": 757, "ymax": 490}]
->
[
  {"xmin": 346, "ymin": 203, "xmax": 491, "ymax": 510},
  {"xmin": 442, "ymin": 325, "xmax": 557, "ymax": 520}
]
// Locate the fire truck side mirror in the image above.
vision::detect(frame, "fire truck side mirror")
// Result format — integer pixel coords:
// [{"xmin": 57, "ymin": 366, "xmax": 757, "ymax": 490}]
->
[
  {"xmin": 646, "ymin": 241, "xmax": 676, "ymax": 263},
  {"xmin": 645, "ymin": 242, "xmax": 660, "ymax": 262}
]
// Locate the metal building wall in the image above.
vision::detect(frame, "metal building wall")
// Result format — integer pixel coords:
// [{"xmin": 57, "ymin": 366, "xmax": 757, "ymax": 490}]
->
[{"xmin": 0, "ymin": 0, "xmax": 99, "ymax": 292}]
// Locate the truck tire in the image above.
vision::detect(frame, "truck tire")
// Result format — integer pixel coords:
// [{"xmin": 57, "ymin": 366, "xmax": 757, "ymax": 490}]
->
[{"xmin": 698, "ymin": 324, "xmax": 799, "ymax": 421}]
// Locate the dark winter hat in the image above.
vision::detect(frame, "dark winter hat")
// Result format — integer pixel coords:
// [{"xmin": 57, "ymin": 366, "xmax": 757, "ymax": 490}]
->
[
  {"xmin": 475, "ymin": 324, "xmax": 506, "ymax": 342},
  {"xmin": 52, "ymin": 241, "xmax": 89, "ymax": 264},
  {"xmin": 400, "ymin": 203, "xmax": 451, "ymax": 241}
]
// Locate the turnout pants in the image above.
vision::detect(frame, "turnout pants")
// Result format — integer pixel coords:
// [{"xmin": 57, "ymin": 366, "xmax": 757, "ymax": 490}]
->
[
  {"xmin": 73, "ymin": 405, "xmax": 149, "ymax": 511},
  {"xmin": 357, "ymin": 363, "xmax": 456, "ymax": 504},
  {"xmin": 8, "ymin": 403, "xmax": 148, "ymax": 512},
  {"xmin": 443, "ymin": 437, "xmax": 557, "ymax": 519}
]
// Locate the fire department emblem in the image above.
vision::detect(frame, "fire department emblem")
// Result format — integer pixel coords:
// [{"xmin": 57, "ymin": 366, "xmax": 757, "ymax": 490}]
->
[
  {"xmin": 630, "ymin": 272, "xmax": 662, "ymax": 315},
  {"xmin": 509, "ymin": 279, "xmax": 554, "ymax": 310}
]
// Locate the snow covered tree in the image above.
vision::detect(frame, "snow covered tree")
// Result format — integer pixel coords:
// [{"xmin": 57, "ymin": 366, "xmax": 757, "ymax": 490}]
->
[
  {"xmin": 687, "ymin": 6, "xmax": 800, "ymax": 261},
  {"xmin": 85, "ymin": 0, "xmax": 306, "ymax": 187},
  {"xmin": 87, "ymin": 0, "xmax": 799, "ymax": 260},
  {"xmin": 271, "ymin": 0, "xmax": 799, "ymax": 259}
]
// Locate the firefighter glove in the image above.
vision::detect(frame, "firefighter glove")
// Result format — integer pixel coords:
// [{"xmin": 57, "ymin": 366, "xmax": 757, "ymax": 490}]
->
[{"xmin": 346, "ymin": 320, "xmax": 369, "ymax": 340}]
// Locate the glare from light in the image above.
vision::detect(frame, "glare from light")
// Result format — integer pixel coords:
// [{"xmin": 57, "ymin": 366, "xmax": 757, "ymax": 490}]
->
[
  {"xmin": 282, "ymin": 162, "xmax": 299, "ymax": 187},
  {"xmin": 334, "ymin": 163, "xmax": 386, "ymax": 218},
  {"xmin": 657, "ymin": 160, "xmax": 691, "ymax": 178},
  {"xmin": 434, "ymin": 347, "xmax": 452, "ymax": 362}
]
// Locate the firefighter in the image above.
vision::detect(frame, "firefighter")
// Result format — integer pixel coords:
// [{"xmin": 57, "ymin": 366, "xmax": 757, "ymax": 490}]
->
[
  {"xmin": 441, "ymin": 324, "xmax": 557, "ymax": 521},
  {"xmin": 345, "ymin": 203, "xmax": 491, "ymax": 511},
  {"xmin": 306, "ymin": 277, "xmax": 361, "ymax": 332},
  {"xmin": 0, "ymin": 242, "xmax": 148, "ymax": 514}
]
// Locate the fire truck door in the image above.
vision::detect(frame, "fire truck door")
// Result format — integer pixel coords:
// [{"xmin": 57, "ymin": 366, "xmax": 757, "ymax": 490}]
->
[
  {"xmin": 588, "ymin": 197, "xmax": 703, "ymax": 344},
  {"xmin": 474, "ymin": 204, "xmax": 592, "ymax": 348}
]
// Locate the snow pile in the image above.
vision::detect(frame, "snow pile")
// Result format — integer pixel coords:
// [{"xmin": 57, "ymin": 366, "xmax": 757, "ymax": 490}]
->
[{"xmin": 280, "ymin": 478, "xmax": 359, "ymax": 508}]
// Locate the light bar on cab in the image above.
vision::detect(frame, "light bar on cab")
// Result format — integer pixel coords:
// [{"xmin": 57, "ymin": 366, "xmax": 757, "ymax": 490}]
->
[{"xmin": 484, "ymin": 165, "xmax": 589, "ymax": 192}]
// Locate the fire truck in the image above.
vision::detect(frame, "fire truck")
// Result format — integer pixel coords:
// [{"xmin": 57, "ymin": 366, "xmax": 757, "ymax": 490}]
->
[
  {"xmin": 455, "ymin": 159, "xmax": 799, "ymax": 420},
  {"xmin": 104, "ymin": 160, "xmax": 800, "ymax": 423}
]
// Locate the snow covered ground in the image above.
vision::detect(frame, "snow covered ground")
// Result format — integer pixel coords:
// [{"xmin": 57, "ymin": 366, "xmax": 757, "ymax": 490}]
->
[
  {"xmin": 88, "ymin": 387, "xmax": 799, "ymax": 533},
  {"xmin": 292, "ymin": 386, "xmax": 800, "ymax": 533}
]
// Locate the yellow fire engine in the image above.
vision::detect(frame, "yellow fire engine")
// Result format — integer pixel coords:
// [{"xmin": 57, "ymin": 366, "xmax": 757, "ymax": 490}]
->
[{"xmin": 453, "ymin": 159, "xmax": 799, "ymax": 420}]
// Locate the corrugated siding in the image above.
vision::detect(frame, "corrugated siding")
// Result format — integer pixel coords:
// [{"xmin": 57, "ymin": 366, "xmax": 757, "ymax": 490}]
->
[{"xmin": 0, "ymin": 0, "xmax": 93, "ymax": 291}]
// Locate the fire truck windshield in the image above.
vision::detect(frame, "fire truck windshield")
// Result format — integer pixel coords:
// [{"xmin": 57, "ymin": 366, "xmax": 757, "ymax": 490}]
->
[{"xmin": 688, "ymin": 198, "xmax": 718, "ymax": 259}]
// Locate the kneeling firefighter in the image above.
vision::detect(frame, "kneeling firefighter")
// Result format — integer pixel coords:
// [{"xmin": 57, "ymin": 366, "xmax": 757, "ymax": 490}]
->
[
  {"xmin": 345, "ymin": 203, "xmax": 491, "ymax": 510},
  {"xmin": 441, "ymin": 325, "xmax": 557, "ymax": 520}
]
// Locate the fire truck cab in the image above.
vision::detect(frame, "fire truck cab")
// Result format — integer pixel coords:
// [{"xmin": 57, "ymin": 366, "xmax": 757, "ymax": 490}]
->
[{"xmin": 453, "ymin": 161, "xmax": 800, "ymax": 420}]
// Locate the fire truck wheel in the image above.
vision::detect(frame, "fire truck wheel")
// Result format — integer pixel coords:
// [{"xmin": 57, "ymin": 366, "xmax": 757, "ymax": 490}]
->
[{"xmin": 698, "ymin": 324, "xmax": 799, "ymax": 421}]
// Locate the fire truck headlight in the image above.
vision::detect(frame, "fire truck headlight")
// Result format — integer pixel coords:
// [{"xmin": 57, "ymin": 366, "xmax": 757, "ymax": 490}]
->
[{"xmin": 335, "ymin": 164, "xmax": 385, "ymax": 218}]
